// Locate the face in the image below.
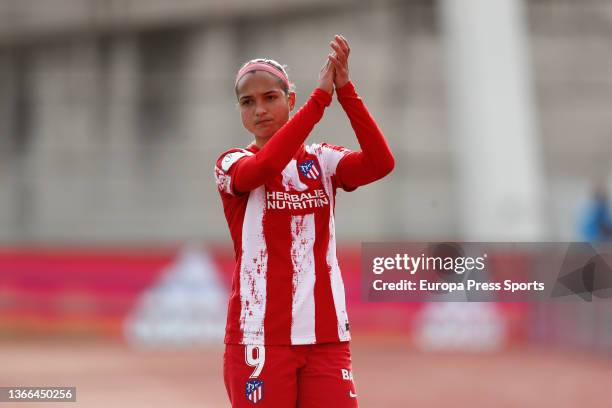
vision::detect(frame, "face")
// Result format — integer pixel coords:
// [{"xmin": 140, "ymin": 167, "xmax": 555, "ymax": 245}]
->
[{"xmin": 236, "ymin": 70, "xmax": 296, "ymax": 145}]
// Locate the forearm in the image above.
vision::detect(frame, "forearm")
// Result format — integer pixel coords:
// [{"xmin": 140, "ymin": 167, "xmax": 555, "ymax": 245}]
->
[
  {"xmin": 336, "ymin": 81, "xmax": 394, "ymax": 187},
  {"xmin": 234, "ymin": 88, "xmax": 332, "ymax": 193}
]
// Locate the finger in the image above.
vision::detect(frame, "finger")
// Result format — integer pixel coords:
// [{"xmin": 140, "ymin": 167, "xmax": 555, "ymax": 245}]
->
[
  {"xmin": 332, "ymin": 57, "xmax": 348, "ymax": 73},
  {"xmin": 320, "ymin": 62, "xmax": 331, "ymax": 76},
  {"xmin": 330, "ymin": 52, "xmax": 348, "ymax": 73},
  {"xmin": 334, "ymin": 35, "xmax": 347, "ymax": 51},
  {"xmin": 330, "ymin": 41, "xmax": 348, "ymax": 64},
  {"xmin": 337, "ymin": 35, "xmax": 350, "ymax": 55},
  {"xmin": 321, "ymin": 55, "xmax": 334, "ymax": 74},
  {"xmin": 335, "ymin": 38, "xmax": 349, "ymax": 61},
  {"xmin": 330, "ymin": 40, "xmax": 344, "ymax": 54},
  {"xmin": 329, "ymin": 54, "xmax": 347, "ymax": 75},
  {"xmin": 338, "ymin": 34, "xmax": 349, "ymax": 49},
  {"xmin": 329, "ymin": 40, "xmax": 342, "ymax": 55},
  {"xmin": 321, "ymin": 54, "xmax": 333, "ymax": 69}
]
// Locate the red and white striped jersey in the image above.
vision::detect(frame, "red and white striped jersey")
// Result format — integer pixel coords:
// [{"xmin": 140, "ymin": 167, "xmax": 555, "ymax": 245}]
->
[{"xmin": 215, "ymin": 142, "xmax": 354, "ymax": 345}]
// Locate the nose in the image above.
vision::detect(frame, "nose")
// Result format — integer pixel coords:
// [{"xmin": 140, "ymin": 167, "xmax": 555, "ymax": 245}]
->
[{"xmin": 255, "ymin": 101, "xmax": 267, "ymax": 117}]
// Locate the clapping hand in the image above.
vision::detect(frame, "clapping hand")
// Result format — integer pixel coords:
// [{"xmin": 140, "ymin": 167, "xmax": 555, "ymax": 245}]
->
[
  {"xmin": 329, "ymin": 35, "xmax": 350, "ymax": 89},
  {"xmin": 317, "ymin": 53, "xmax": 336, "ymax": 95}
]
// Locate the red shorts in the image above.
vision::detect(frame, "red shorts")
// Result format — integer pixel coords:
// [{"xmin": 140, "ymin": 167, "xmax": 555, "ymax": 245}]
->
[{"xmin": 223, "ymin": 342, "xmax": 358, "ymax": 408}]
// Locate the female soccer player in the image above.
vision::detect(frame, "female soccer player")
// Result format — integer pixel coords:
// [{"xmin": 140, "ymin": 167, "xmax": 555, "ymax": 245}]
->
[{"xmin": 215, "ymin": 35, "xmax": 394, "ymax": 407}]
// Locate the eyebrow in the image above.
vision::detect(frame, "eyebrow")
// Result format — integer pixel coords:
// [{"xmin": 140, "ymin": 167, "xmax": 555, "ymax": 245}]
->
[{"xmin": 239, "ymin": 89, "xmax": 282, "ymax": 101}]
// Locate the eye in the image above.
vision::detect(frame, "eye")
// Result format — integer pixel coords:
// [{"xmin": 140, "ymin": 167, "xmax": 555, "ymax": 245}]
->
[
  {"xmin": 240, "ymin": 99, "xmax": 253, "ymax": 106},
  {"xmin": 266, "ymin": 94, "xmax": 278, "ymax": 101}
]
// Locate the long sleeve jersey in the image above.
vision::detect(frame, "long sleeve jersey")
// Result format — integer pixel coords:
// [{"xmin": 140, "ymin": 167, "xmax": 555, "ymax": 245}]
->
[{"xmin": 214, "ymin": 81, "xmax": 394, "ymax": 345}]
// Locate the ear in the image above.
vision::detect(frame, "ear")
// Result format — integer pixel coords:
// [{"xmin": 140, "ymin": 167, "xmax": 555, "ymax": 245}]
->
[{"xmin": 288, "ymin": 92, "xmax": 296, "ymax": 111}]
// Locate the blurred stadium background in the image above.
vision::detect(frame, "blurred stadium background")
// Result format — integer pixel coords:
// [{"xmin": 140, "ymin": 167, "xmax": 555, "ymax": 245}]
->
[{"xmin": 1, "ymin": 0, "xmax": 612, "ymax": 406}]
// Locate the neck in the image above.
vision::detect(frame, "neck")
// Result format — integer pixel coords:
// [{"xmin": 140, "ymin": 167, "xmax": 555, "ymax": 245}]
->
[{"xmin": 254, "ymin": 136, "xmax": 268, "ymax": 149}]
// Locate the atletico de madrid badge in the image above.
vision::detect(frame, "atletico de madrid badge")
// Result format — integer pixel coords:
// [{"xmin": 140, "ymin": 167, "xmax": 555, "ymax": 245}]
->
[
  {"xmin": 245, "ymin": 379, "xmax": 264, "ymax": 404},
  {"xmin": 298, "ymin": 160, "xmax": 320, "ymax": 180}
]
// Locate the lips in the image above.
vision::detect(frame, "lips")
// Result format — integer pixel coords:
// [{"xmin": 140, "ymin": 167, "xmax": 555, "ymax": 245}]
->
[{"xmin": 256, "ymin": 118, "xmax": 273, "ymax": 126}]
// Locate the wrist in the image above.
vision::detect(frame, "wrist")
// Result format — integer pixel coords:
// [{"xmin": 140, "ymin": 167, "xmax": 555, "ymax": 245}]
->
[
  {"xmin": 313, "ymin": 87, "xmax": 333, "ymax": 106},
  {"xmin": 316, "ymin": 86, "xmax": 333, "ymax": 95},
  {"xmin": 336, "ymin": 80, "xmax": 356, "ymax": 98},
  {"xmin": 335, "ymin": 78, "xmax": 350, "ymax": 89}
]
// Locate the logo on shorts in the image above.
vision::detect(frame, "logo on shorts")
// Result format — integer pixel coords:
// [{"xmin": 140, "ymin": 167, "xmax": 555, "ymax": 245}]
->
[
  {"xmin": 298, "ymin": 160, "xmax": 320, "ymax": 180},
  {"xmin": 341, "ymin": 369, "xmax": 354, "ymax": 381},
  {"xmin": 245, "ymin": 379, "xmax": 264, "ymax": 404}
]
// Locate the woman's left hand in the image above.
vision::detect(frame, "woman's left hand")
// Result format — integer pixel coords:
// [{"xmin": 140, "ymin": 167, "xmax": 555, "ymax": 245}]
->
[{"xmin": 329, "ymin": 35, "xmax": 351, "ymax": 89}]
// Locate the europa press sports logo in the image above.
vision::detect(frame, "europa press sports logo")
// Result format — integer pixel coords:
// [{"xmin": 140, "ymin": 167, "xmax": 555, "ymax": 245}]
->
[
  {"xmin": 298, "ymin": 160, "xmax": 320, "ymax": 180},
  {"xmin": 245, "ymin": 379, "xmax": 264, "ymax": 404}
]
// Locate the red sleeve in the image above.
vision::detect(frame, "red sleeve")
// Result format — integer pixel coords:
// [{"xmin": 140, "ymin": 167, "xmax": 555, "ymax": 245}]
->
[
  {"xmin": 229, "ymin": 88, "xmax": 332, "ymax": 194},
  {"xmin": 334, "ymin": 81, "xmax": 394, "ymax": 190}
]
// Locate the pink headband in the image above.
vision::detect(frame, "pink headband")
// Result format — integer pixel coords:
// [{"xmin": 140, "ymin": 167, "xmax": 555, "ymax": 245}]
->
[{"xmin": 235, "ymin": 62, "xmax": 289, "ymax": 89}]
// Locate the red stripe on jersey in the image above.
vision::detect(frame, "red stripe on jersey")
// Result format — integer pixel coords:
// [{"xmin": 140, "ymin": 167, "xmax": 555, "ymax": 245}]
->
[
  {"xmin": 263, "ymin": 209, "xmax": 293, "ymax": 345},
  {"xmin": 313, "ymin": 203, "xmax": 340, "ymax": 343}
]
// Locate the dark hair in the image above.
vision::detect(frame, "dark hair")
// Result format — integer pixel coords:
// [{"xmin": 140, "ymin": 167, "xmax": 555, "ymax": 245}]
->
[{"xmin": 235, "ymin": 58, "xmax": 295, "ymax": 96}]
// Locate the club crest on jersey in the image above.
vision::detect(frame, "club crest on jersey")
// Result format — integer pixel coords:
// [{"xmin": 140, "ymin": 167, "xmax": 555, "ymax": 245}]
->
[
  {"xmin": 245, "ymin": 380, "xmax": 264, "ymax": 404},
  {"xmin": 298, "ymin": 160, "xmax": 320, "ymax": 180}
]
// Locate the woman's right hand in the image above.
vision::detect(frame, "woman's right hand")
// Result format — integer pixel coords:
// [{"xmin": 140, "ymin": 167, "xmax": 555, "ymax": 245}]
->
[{"xmin": 317, "ymin": 55, "xmax": 335, "ymax": 95}]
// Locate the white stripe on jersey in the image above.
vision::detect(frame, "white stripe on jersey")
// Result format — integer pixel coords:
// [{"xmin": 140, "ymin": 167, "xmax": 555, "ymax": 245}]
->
[
  {"xmin": 240, "ymin": 186, "xmax": 267, "ymax": 344},
  {"xmin": 308, "ymin": 144, "xmax": 348, "ymax": 175},
  {"xmin": 289, "ymin": 214, "xmax": 317, "ymax": 344}
]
